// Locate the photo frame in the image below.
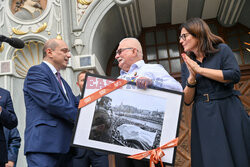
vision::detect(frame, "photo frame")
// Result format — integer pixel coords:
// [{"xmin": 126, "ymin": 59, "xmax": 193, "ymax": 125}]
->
[{"xmin": 72, "ymin": 73, "xmax": 183, "ymax": 165}]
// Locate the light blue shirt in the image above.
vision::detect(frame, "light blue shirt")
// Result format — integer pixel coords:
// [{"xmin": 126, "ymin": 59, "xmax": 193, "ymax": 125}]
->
[{"xmin": 118, "ymin": 60, "xmax": 183, "ymax": 92}]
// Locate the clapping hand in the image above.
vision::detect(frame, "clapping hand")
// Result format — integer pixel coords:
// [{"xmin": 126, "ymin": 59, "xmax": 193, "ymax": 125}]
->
[{"xmin": 181, "ymin": 53, "xmax": 199, "ymax": 79}]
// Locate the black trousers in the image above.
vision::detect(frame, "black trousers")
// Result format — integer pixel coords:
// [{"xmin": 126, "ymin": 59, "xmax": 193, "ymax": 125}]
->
[{"xmin": 115, "ymin": 155, "xmax": 148, "ymax": 167}]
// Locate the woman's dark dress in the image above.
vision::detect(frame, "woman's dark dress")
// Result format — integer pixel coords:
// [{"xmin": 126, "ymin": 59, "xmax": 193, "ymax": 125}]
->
[{"xmin": 181, "ymin": 43, "xmax": 250, "ymax": 167}]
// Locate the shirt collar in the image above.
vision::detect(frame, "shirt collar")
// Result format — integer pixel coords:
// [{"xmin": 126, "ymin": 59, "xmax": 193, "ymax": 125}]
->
[
  {"xmin": 120, "ymin": 60, "xmax": 145, "ymax": 75},
  {"xmin": 43, "ymin": 61, "xmax": 58, "ymax": 75}
]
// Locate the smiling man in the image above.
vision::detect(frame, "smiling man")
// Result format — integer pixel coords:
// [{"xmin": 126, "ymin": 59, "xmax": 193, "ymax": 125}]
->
[
  {"xmin": 23, "ymin": 38, "xmax": 78, "ymax": 167},
  {"xmin": 115, "ymin": 37, "xmax": 183, "ymax": 91},
  {"xmin": 115, "ymin": 37, "xmax": 182, "ymax": 167}
]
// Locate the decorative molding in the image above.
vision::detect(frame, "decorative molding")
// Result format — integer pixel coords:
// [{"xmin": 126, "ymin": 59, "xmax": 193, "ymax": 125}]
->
[
  {"xmin": 114, "ymin": 0, "xmax": 134, "ymax": 7},
  {"xmin": 0, "ymin": 0, "xmax": 63, "ymax": 38},
  {"xmin": 73, "ymin": 38, "xmax": 84, "ymax": 55},
  {"xmin": 31, "ymin": 23, "xmax": 47, "ymax": 33},
  {"xmin": 78, "ymin": 0, "xmax": 93, "ymax": 6},
  {"xmin": 71, "ymin": 0, "xmax": 101, "ymax": 32},
  {"xmin": 12, "ymin": 40, "xmax": 44, "ymax": 78},
  {"xmin": 0, "ymin": 43, "xmax": 4, "ymax": 52},
  {"xmin": 12, "ymin": 27, "xmax": 29, "ymax": 35},
  {"xmin": 217, "ymin": 0, "xmax": 246, "ymax": 27},
  {"xmin": 116, "ymin": 0, "xmax": 141, "ymax": 37},
  {"xmin": 6, "ymin": 0, "xmax": 51, "ymax": 25}
]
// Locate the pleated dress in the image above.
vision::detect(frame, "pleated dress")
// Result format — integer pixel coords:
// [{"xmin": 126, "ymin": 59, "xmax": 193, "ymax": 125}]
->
[{"xmin": 181, "ymin": 43, "xmax": 250, "ymax": 167}]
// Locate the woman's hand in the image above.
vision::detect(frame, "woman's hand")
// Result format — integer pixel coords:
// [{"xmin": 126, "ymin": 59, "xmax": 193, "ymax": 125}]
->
[
  {"xmin": 181, "ymin": 53, "xmax": 198, "ymax": 81},
  {"xmin": 182, "ymin": 53, "xmax": 229, "ymax": 83}
]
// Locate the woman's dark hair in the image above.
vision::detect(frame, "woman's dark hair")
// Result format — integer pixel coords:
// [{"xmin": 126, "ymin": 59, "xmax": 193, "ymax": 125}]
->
[{"xmin": 180, "ymin": 18, "xmax": 225, "ymax": 55}]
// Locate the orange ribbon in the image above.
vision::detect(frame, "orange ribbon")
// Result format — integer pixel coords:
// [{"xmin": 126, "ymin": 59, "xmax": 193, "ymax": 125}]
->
[
  {"xmin": 244, "ymin": 42, "xmax": 250, "ymax": 46},
  {"xmin": 78, "ymin": 79, "xmax": 128, "ymax": 109},
  {"xmin": 127, "ymin": 138, "xmax": 178, "ymax": 167}
]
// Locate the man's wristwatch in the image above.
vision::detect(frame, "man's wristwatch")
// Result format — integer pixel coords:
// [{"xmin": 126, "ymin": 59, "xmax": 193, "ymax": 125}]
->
[{"xmin": 186, "ymin": 79, "xmax": 197, "ymax": 88}]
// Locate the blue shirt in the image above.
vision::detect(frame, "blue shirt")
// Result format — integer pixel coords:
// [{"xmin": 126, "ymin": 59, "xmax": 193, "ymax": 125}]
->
[{"xmin": 118, "ymin": 60, "xmax": 183, "ymax": 92}]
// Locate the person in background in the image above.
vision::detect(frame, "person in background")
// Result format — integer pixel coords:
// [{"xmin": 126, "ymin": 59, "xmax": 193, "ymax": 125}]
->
[
  {"xmin": 71, "ymin": 70, "xmax": 109, "ymax": 167},
  {"xmin": 3, "ymin": 127, "xmax": 21, "ymax": 167},
  {"xmin": 180, "ymin": 17, "xmax": 249, "ymax": 167},
  {"xmin": 23, "ymin": 38, "xmax": 78, "ymax": 167},
  {"xmin": 114, "ymin": 37, "xmax": 182, "ymax": 167},
  {"xmin": 0, "ymin": 88, "xmax": 18, "ymax": 167}
]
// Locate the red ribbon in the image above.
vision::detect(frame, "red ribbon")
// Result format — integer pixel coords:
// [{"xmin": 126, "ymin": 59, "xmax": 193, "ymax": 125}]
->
[{"xmin": 127, "ymin": 138, "xmax": 179, "ymax": 167}]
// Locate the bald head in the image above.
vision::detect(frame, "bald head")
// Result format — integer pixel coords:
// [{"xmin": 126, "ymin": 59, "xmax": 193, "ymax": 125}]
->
[
  {"xmin": 43, "ymin": 39, "xmax": 61, "ymax": 58},
  {"xmin": 42, "ymin": 38, "xmax": 71, "ymax": 71},
  {"xmin": 119, "ymin": 38, "xmax": 143, "ymax": 58},
  {"xmin": 115, "ymin": 37, "xmax": 144, "ymax": 72}
]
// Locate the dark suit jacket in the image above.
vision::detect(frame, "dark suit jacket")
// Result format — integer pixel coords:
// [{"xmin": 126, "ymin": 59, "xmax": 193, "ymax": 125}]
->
[
  {"xmin": 0, "ymin": 88, "xmax": 18, "ymax": 165},
  {"xmin": 4, "ymin": 127, "xmax": 21, "ymax": 164},
  {"xmin": 23, "ymin": 62, "xmax": 78, "ymax": 155}
]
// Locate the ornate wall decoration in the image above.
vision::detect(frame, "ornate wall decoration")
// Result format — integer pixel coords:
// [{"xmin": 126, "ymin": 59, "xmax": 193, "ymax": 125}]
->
[
  {"xmin": 245, "ymin": 32, "xmax": 250, "ymax": 52},
  {"xmin": 0, "ymin": 0, "xmax": 62, "ymax": 38},
  {"xmin": 46, "ymin": 0, "xmax": 63, "ymax": 38},
  {"xmin": 12, "ymin": 40, "xmax": 44, "ymax": 78},
  {"xmin": 76, "ymin": 0, "xmax": 93, "ymax": 24},
  {"xmin": 0, "ymin": 43, "xmax": 4, "ymax": 52},
  {"xmin": 11, "ymin": 0, "xmax": 47, "ymax": 20}
]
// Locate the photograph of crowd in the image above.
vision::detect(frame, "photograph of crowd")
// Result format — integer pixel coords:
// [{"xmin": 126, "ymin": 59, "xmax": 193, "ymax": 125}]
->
[{"xmin": 89, "ymin": 89, "xmax": 166, "ymax": 151}]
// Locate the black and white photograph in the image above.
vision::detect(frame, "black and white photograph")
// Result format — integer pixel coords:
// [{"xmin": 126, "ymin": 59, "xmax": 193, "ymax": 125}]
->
[
  {"xmin": 89, "ymin": 89, "xmax": 166, "ymax": 151},
  {"xmin": 72, "ymin": 73, "xmax": 183, "ymax": 165}
]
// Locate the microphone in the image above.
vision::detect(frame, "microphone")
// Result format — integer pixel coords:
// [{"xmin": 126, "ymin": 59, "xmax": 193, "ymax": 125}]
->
[{"xmin": 0, "ymin": 35, "xmax": 25, "ymax": 49}]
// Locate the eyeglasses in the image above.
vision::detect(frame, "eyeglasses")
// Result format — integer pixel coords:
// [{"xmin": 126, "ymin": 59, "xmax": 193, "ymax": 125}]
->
[
  {"xmin": 116, "ymin": 48, "xmax": 134, "ymax": 55},
  {"xmin": 60, "ymin": 48, "xmax": 70, "ymax": 53},
  {"xmin": 179, "ymin": 33, "xmax": 191, "ymax": 41}
]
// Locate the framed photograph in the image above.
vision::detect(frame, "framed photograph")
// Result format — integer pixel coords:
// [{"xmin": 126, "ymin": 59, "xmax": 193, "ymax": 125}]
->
[{"xmin": 72, "ymin": 73, "xmax": 183, "ymax": 165}]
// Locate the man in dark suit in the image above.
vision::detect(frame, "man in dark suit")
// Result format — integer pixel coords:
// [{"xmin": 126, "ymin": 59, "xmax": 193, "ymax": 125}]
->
[
  {"xmin": 23, "ymin": 38, "xmax": 78, "ymax": 167},
  {"xmin": 4, "ymin": 127, "xmax": 21, "ymax": 167},
  {"xmin": 72, "ymin": 70, "xmax": 109, "ymax": 167},
  {"xmin": 0, "ymin": 88, "xmax": 18, "ymax": 167}
]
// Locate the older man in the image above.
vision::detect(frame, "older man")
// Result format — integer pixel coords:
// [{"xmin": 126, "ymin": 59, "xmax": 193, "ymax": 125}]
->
[
  {"xmin": 23, "ymin": 38, "xmax": 78, "ymax": 167},
  {"xmin": 115, "ymin": 37, "xmax": 182, "ymax": 91},
  {"xmin": 115, "ymin": 37, "xmax": 182, "ymax": 166}
]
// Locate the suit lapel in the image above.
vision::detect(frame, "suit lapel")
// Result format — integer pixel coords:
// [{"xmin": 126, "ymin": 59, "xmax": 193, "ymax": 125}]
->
[{"xmin": 41, "ymin": 62, "xmax": 69, "ymax": 102}]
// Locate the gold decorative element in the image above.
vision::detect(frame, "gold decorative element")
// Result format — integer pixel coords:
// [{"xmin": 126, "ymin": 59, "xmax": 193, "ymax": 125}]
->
[
  {"xmin": 0, "ymin": 43, "xmax": 4, "ymax": 52},
  {"xmin": 12, "ymin": 27, "xmax": 29, "ymax": 35},
  {"xmin": 78, "ymin": 0, "xmax": 93, "ymax": 5},
  {"xmin": 245, "ymin": 32, "xmax": 250, "ymax": 52},
  {"xmin": 56, "ymin": 34, "xmax": 62, "ymax": 40},
  {"xmin": 48, "ymin": 32, "xmax": 51, "ymax": 35},
  {"xmin": 12, "ymin": 41, "xmax": 44, "ymax": 78},
  {"xmin": 32, "ymin": 23, "xmax": 47, "ymax": 33}
]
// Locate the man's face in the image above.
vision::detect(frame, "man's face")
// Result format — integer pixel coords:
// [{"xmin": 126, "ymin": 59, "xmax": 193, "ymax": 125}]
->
[
  {"xmin": 115, "ymin": 40, "xmax": 138, "ymax": 72},
  {"xmin": 49, "ymin": 40, "xmax": 71, "ymax": 71},
  {"xmin": 77, "ymin": 73, "xmax": 86, "ymax": 93}
]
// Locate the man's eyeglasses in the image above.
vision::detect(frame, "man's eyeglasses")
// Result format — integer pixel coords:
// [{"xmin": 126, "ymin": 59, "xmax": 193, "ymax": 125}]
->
[
  {"xmin": 116, "ymin": 48, "xmax": 134, "ymax": 55},
  {"xmin": 179, "ymin": 33, "xmax": 191, "ymax": 41},
  {"xmin": 60, "ymin": 48, "xmax": 70, "ymax": 54}
]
